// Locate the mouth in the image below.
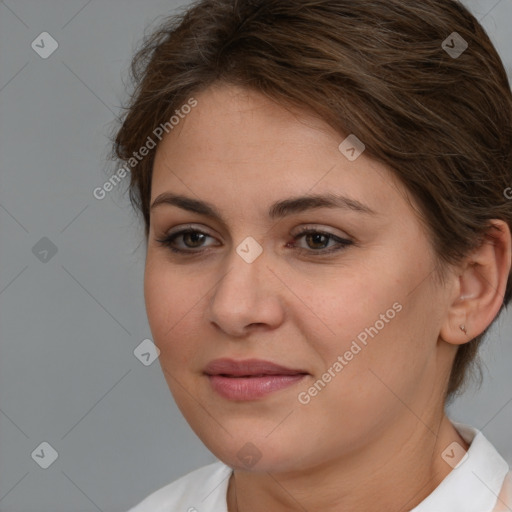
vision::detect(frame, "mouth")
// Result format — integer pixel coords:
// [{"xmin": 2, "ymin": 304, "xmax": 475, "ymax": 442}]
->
[{"xmin": 204, "ymin": 358, "xmax": 309, "ymax": 400}]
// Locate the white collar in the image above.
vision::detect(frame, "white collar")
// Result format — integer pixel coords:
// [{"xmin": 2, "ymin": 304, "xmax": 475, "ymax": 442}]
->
[{"xmin": 411, "ymin": 422, "xmax": 510, "ymax": 511}]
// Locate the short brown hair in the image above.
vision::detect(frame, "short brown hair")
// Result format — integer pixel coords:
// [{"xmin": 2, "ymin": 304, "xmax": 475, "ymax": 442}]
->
[{"xmin": 113, "ymin": 0, "xmax": 512, "ymax": 399}]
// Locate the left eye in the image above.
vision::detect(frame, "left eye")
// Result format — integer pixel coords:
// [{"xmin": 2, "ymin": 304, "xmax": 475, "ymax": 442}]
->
[{"xmin": 289, "ymin": 229, "xmax": 353, "ymax": 254}]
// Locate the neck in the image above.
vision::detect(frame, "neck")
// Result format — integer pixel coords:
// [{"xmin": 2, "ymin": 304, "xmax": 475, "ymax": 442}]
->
[{"xmin": 227, "ymin": 414, "xmax": 469, "ymax": 512}]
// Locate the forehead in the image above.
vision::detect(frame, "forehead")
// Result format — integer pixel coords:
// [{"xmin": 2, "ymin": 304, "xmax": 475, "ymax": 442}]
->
[{"xmin": 151, "ymin": 84, "xmax": 414, "ymax": 223}]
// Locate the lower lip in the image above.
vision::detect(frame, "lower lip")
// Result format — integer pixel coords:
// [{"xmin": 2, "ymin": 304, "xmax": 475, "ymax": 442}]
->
[{"xmin": 207, "ymin": 374, "xmax": 307, "ymax": 400}]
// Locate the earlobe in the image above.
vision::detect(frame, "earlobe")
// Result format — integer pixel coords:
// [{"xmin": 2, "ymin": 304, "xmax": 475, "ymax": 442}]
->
[{"xmin": 439, "ymin": 220, "xmax": 512, "ymax": 347}]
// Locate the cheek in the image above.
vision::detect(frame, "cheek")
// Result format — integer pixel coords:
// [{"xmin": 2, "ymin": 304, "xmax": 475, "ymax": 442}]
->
[
  {"xmin": 144, "ymin": 260, "xmax": 202, "ymax": 366},
  {"xmin": 294, "ymin": 300, "xmax": 430, "ymax": 449},
  {"xmin": 291, "ymin": 269, "xmax": 390, "ymax": 352},
  {"xmin": 341, "ymin": 299, "xmax": 434, "ymax": 413},
  {"xmin": 300, "ymin": 267, "xmax": 429, "ymax": 396}
]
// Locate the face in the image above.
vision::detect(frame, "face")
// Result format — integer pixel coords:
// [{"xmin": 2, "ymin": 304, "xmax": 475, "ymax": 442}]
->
[{"xmin": 144, "ymin": 83, "xmax": 455, "ymax": 473}]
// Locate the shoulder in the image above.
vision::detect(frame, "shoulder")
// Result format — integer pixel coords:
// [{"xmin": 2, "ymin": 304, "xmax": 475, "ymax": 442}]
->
[
  {"xmin": 493, "ymin": 470, "xmax": 512, "ymax": 511},
  {"xmin": 126, "ymin": 461, "xmax": 232, "ymax": 512}
]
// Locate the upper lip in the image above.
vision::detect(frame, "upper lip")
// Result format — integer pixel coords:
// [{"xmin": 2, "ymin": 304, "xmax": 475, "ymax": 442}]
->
[{"xmin": 204, "ymin": 358, "xmax": 308, "ymax": 377}]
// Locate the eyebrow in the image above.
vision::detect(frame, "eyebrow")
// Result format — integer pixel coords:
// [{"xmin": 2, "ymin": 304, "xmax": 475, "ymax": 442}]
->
[{"xmin": 150, "ymin": 192, "xmax": 377, "ymax": 221}]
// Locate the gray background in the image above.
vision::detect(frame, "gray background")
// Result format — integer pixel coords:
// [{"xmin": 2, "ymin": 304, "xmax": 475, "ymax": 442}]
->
[{"xmin": 0, "ymin": 1, "xmax": 511, "ymax": 511}]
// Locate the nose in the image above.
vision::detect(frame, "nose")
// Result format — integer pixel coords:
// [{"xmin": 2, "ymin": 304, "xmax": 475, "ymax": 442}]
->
[{"xmin": 207, "ymin": 247, "xmax": 286, "ymax": 337}]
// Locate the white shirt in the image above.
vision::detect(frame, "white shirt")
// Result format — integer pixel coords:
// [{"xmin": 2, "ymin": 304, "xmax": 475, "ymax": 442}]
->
[{"xmin": 127, "ymin": 423, "xmax": 512, "ymax": 512}]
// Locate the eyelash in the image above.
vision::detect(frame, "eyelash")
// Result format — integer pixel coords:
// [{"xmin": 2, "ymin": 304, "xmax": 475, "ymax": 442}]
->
[{"xmin": 155, "ymin": 227, "xmax": 353, "ymax": 256}]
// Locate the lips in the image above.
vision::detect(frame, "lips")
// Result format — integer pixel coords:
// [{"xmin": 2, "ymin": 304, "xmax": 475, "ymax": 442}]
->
[
  {"xmin": 204, "ymin": 358, "xmax": 309, "ymax": 400},
  {"xmin": 203, "ymin": 358, "xmax": 307, "ymax": 377}
]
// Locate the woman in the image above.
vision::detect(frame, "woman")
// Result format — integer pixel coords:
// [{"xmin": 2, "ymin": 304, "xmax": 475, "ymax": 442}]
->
[{"xmin": 115, "ymin": 0, "xmax": 512, "ymax": 510}]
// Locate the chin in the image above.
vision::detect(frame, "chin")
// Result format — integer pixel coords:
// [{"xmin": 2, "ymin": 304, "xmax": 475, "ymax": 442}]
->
[{"xmin": 199, "ymin": 430, "xmax": 315, "ymax": 474}]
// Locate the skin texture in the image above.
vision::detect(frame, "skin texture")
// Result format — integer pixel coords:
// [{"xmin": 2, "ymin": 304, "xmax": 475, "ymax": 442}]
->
[{"xmin": 144, "ymin": 83, "xmax": 511, "ymax": 511}]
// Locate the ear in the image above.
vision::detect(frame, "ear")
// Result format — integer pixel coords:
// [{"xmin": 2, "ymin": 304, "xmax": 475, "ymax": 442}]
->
[{"xmin": 439, "ymin": 219, "xmax": 511, "ymax": 346}]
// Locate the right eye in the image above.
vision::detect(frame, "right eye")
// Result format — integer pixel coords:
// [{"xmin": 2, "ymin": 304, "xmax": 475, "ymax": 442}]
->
[{"xmin": 155, "ymin": 228, "xmax": 220, "ymax": 253}]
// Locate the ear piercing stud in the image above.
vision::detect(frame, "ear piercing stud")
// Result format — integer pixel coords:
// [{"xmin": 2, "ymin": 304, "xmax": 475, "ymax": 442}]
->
[{"xmin": 459, "ymin": 324, "xmax": 467, "ymax": 334}]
